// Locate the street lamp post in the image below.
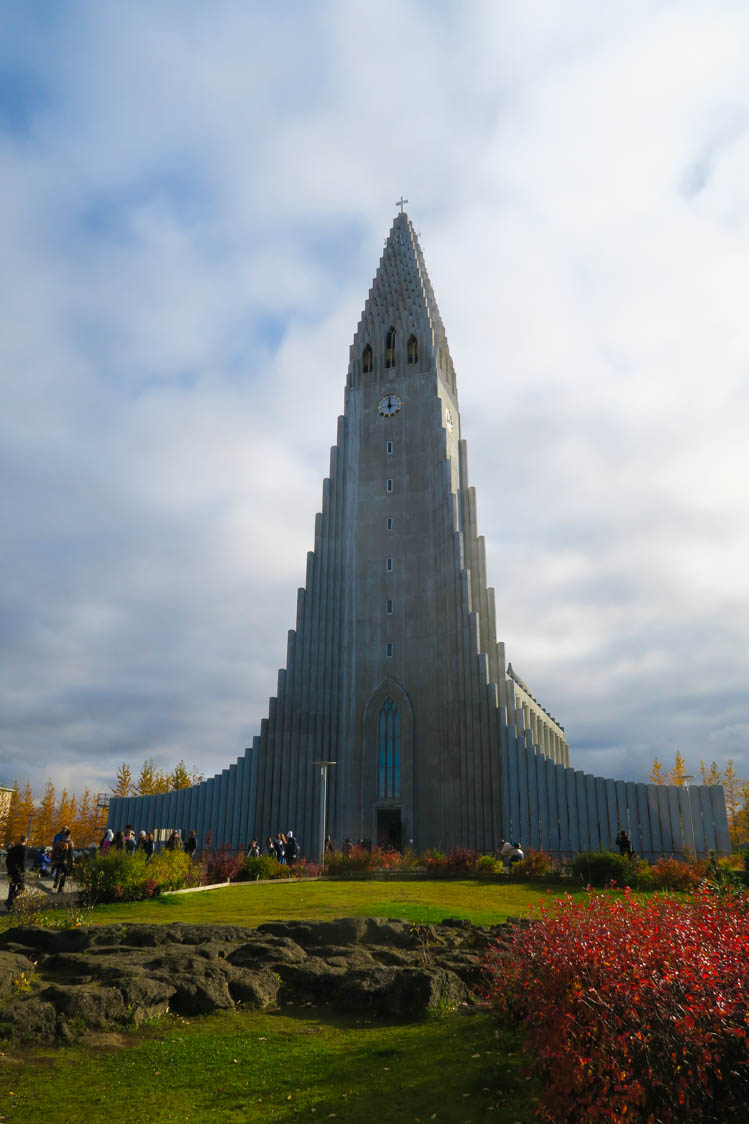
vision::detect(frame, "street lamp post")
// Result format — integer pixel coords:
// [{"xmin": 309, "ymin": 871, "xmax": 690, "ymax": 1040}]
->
[
  {"xmin": 312, "ymin": 761, "xmax": 336, "ymax": 869},
  {"xmin": 683, "ymin": 775, "xmax": 697, "ymax": 858}
]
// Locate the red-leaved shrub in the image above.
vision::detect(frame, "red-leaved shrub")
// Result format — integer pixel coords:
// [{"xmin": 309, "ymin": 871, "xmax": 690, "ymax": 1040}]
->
[
  {"xmin": 483, "ymin": 889, "xmax": 749, "ymax": 1121},
  {"xmin": 510, "ymin": 849, "xmax": 555, "ymax": 880},
  {"xmin": 650, "ymin": 856, "xmax": 705, "ymax": 892},
  {"xmin": 204, "ymin": 846, "xmax": 243, "ymax": 883}
]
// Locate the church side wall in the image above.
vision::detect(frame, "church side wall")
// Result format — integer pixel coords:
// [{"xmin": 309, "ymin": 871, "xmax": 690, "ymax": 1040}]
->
[{"xmin": 499, "ymin": 734, "xmax": 731, "ymax": 858}]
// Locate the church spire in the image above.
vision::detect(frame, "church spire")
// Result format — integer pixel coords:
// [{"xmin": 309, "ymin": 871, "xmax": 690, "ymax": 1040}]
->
[{"xmin": 348, "ymin": 212, "xmax": 455, "ymax": 389}]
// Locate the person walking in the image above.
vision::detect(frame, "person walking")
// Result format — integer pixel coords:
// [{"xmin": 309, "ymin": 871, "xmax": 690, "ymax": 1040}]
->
[
  {"xmin": 266, "ymin": 836, "xmax": 276, "ymax": 859},
  {"xmin": 507, "ymin": 842, "xmax": 524, "ymax": 868},
  {"xmin": 100, "ymin": 828, "xmax": 114, "ymax": 854},
  {"xmin": 5, "ymin": 835, "xmax": 28, "ymax": 910},
  {"xmin": 615, "ymin": 828, "xmax": 633, "ymax": 858},
  {"xmin": 144, "ymin": 832, "xmax": 155, "ymax": 860},
  {"xmin": 247, "ymin": 840, "xmax": 261, "ymax": 858},
  {"xmin": 275, "ymin": 833, "xmax": 286, "ymax": 864},
  {"xmin": 285, "ymin": 831, "xmax": 299, "ymax": 867},
  {"xmin": 52, "ymin": 828, "xmax": 74, "ymax": 893},
  {"xmin": 186, "ymin": 830, "xmax": 197, "ymax": 860}
]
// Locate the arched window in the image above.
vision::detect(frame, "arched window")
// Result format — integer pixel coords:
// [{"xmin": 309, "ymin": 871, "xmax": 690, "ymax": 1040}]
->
[
  {"xmin": 385, "ymin": 327, "xmax": 396, "ymax": 369},
  {"xmin": 362, "ymin": 344, "xmax": 373, "ymax": 374},
  {"xmin": 407, "ymin": 334, "xmax": 418, "ymax": 365},
  {"xmin": 378, "ymin": 697, "xmax": 400, "ymax": 798}
]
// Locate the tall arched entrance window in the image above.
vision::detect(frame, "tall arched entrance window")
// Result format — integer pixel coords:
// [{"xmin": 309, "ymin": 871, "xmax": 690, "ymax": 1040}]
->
[
  {"xmin": 363, "ymin": 679, "xmax": 413, "ymax": 852},
  {"xmin": 378, "ymin": 697, "xmax": 400, "ymax": 798}
]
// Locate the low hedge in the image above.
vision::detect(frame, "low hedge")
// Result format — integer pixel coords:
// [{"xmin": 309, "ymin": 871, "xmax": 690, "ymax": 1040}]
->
[{"xmin": 74, "ymin": 849, "xmax": 194, "ymax": 903}]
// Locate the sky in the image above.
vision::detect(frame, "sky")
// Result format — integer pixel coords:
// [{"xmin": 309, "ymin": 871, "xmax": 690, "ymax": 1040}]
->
[{"xmin": 1, "ymin": 0, "xmax": 748, "ymax": 800}]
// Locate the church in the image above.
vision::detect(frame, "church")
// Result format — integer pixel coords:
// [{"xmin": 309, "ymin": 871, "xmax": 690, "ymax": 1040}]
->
[{"xmin": 108, "ymin": 208, "xmax": 730, "ymax": 859}]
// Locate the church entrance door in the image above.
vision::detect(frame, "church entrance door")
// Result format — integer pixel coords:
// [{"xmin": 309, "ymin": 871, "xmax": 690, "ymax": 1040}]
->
[{"xmin": 376, "ymin": 808, "xmax": 402, "ymax": 851}]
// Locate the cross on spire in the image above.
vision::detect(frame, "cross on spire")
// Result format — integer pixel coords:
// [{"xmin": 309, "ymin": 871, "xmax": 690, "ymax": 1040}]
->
[{"xmin": 395, "ymin": 195, "xmax": 408, "ymax": 213}]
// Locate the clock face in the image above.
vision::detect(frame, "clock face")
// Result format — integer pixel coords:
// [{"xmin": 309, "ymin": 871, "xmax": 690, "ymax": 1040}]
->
[
  {"xmin": 378, "ymin": 394, "xmax": 402, "ymax": 418},
  {"xmin": 445, "ymin": 408, "xmax": 453, "ymax": 433}
]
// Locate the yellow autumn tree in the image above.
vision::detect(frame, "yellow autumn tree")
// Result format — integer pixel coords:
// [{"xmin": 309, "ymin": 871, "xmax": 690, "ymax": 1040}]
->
[
  {"xmin": 170, "ymin": 760, "xmax": 193, "ymax": 790},
  {"xmin": 112, "ymin": 762, "xmax": 134, "ymax": 797},
  {"xmin": 699, "ymin": 760, "xmax": 723, "ymax": 786},
  {"xmin": 136, "ymin": 759, "xmax": 161, "ymax": 795},
  {"xmin": 2, "ymin": 783, "xmax": 23, "ymax": 846},
  {"xmin": 35, "ymin": 780, "xmax": 57, "ymax": 847},
  {"xmin": 649, "ymin": 758, "xmax": 666, "ymax": 784},
  {"xmin": 737, "ymin": 780, "xmax": 749, "ymax": 841},
  {"xmin": 721, "ymin": 761, "xmax": 743, "ymax": 846},
  {"xmin": 668, "ymin": 750, "xmax": 689, "ymax": 786},
  {"xmin": 55, "ymin": 789, "xmax": 78, "ymax": 838},
  {"xmin": 74, "ymin": 788, "xmax": 98, "ymax": 846},
  {"xmin": 17, "ymin": 782, "xmax": 36, "ymax": 844}
]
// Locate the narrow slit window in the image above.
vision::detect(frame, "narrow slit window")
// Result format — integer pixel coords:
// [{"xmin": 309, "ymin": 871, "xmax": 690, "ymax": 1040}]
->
[
  {"xmin": 386, "ymin": 441, "xmax": 393, "ymax": 454},
  {"xmin": 385, "ymin": 642, "xmax": 393, "ymax": 657},
  {"xmin": 407, "ymin": 334, "xmax": 418, "ymax": 365},
  {"xmin": 386, "ymin": 558, "xmax": 393, "ymax": 572},
  {"xmin": 386, "ymin": 478, "xmax": 393, "ymax": 492},
  {"xmin": 385, "ymin": 326, "xmax": 396, "ymax": 369},
  {"xmin": 386, "ymin": 517, "xmax": 392, "ymax": 531},
  {"xmin": 362, "ymin": 343, "xmax": 373, "ymax": 373},
  {"xmin": 386, "ymin": 599, "xmax": 393, "ymax": 614}
]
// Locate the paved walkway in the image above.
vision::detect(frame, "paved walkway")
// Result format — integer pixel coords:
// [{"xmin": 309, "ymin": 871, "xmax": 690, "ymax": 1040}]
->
[{"xmin": 0, "ymin": 873, "xmax": 78, "ymax": 913}]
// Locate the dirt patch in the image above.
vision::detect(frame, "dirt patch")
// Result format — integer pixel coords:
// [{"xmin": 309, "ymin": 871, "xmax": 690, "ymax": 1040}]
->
[{"xmin": 77, "ymin": 1031, "xmax": 132, "ymax": 1050}]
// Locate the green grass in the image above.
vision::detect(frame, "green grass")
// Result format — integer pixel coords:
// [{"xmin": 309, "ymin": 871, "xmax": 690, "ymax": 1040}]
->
[
  {"xmin": 0, "ymin": 880, "xmax": 565, "ymax": 1121},
  {"xmin": 75, "ymin": 877, "xmax": 585, "ymax": 928},
  {"xmin": 0, "ymin": 1009, "xmax": 534, "ymax": 1123}
]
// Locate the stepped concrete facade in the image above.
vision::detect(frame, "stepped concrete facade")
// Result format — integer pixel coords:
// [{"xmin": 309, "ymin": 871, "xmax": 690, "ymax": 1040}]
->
[{"xmin": 108, "ymin": 212, "xmax": 730, "ymax": 859}]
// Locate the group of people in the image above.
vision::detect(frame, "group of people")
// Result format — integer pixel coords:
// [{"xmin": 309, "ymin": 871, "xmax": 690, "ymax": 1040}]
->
[
  {"xmin": 98, "ymin": 826, "xmax": 199, "ymax": 860},
  {"xmin": 247, "ymin": 831, "xmax": 300, "ymax": 865},
  {"xmin": 4, "ymin": 824, "xmax": 77, "ymax": 909}
]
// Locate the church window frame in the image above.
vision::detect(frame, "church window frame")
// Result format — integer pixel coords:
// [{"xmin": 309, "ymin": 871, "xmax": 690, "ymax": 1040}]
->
[
  {"xmin": 407, "ymin": 334, "xmax": 418, "ymax": 365},
  {"xmin": 386, "ymin": 557, "xmax": 393, "ymax": 572},
  {"xmin": 386, "ymin": 599, "xmax": 393, "ymax": 614},
  {"xmin": 385, "ymin": 642, "xmax": 393, "ymax": 658},
  {"xmin": 362, "ymin": 343, "xmax": 373, "ymax": 374},
  {"xmin": 385, "ymin": 326, "xmax": 396, "ymax": 369},
  {"xmin": 377, "ymin": 697, "xmax": 400, "ymax": 797},
  {"xmin": 386, "ymin": 478, "xmax": 393, "ymax": 492},
  {"xmin": 386, "ymin": 517, "xmax": 392, "ymax": 530},
  {"xmin": 386, "ymin": 441, "xmax": 393, "ymax": 455}
]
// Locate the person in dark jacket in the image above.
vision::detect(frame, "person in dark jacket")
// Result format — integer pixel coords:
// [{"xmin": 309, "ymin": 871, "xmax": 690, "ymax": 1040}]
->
[
  {"xmin": 186, "ymin": 830, "xmax": 197, "ymax": 860},
  {"xmin": 285, "ymin": 831, "xmax": 299, "ymax": 866},
  {"xmin": 144, "ymin": 833, "xmax": 155, "ymax": 860},
  {"xmin": 5, "ymin": 836, "xmax": 27, "ymax": 909},
  {"xmin": 52, "ymin": 828, "xmax": 74, "ymax": 893}
]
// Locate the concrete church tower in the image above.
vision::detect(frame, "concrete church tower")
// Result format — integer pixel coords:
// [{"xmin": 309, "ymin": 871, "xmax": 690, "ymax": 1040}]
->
[
  {"xmin": 250, "ymin": 205, "xmax": 564, "ymax": 853},
  {"xmin": 108, "ymin": 209, "xmax": 730, "ymax": 860}
]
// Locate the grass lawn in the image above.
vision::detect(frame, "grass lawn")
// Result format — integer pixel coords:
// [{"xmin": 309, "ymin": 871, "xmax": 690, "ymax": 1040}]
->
[
  {"xmin": 0, "ymin": 880, "xmax": 565, "ymax": 1122},
  {"xmin": 75, "ymin": 876, "xmax": 586, "ymax": 928},
  {"xmin": 0, "ymin": 1009, "xmax": 534, "ymax": 1123}
]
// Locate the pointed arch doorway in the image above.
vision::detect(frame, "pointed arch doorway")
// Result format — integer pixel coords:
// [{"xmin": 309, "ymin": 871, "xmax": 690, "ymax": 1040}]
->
[{"xmin": 363, "ymin": 678, "xmax": 414, "ymax": 850}]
